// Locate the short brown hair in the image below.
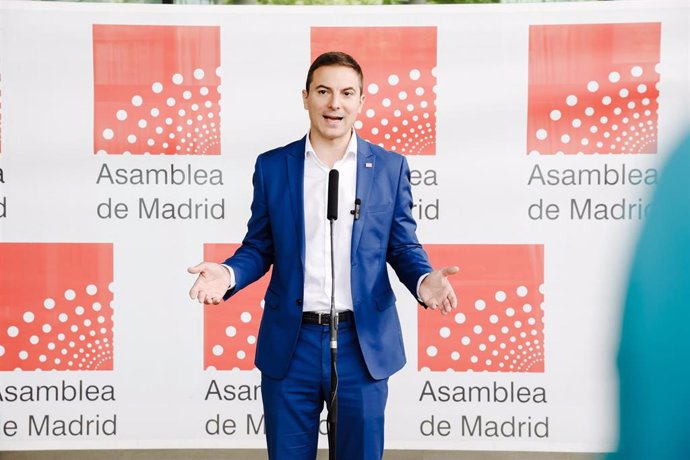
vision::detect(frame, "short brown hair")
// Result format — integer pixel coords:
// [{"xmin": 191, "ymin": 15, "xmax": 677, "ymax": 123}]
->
[{"xmin": 305, "ymin": 51, "xmax": 364, "ymax": 94}]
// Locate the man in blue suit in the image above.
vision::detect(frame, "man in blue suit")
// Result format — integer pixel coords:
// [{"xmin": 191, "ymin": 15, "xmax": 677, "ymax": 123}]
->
[{"xmin": 189, "ymin": 51, "xmax": 458, "ymax": 459}]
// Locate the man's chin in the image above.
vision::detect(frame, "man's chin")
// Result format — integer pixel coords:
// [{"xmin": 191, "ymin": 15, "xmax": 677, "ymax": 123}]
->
[{"xmin": 315, "ymin": 126, "xmax": 352, "ymax": 142}]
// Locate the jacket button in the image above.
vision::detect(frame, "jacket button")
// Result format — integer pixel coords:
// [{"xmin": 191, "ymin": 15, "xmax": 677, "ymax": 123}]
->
[{"xmin": 296, "ymin": 298, "xmax": 303, "ymax": 306}]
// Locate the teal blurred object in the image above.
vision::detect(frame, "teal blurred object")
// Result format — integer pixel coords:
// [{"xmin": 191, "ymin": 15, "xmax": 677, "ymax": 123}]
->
[{"xmin": 613, "ymin": 131, "xmax": 690, "ymax": 460}]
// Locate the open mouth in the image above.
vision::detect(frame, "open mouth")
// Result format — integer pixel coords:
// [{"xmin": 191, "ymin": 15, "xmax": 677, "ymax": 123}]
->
[{"xmin": 323, "ymin": 115, "xmax": 344, "ymax": 122}]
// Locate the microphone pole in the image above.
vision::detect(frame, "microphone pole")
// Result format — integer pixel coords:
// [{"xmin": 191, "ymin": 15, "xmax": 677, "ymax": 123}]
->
[{"xmin": 326, "ymin": 169, "xmax": 339, "ymax": 460}]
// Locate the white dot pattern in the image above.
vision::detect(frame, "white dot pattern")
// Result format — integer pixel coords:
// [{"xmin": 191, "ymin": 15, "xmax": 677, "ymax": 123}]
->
[
  {"xmin": 530, "ymin": 63, "xmax": 659, "ymax": 154},
  {"xmin": 0, "ymin": 245, "xmax": 114, "ymax": 371},
  {"xmin": 94, "ymin": 25, "xmax": 221, "ymax": 155},
  {"xmin": 203, "ymin": 243, "xmax": 265, "ymax": 371},
  {"xmin": 419, "ymin": 245, "xmax": 545, "ymax": 373},
  {"xmin": 360, "ymin": 68, "xmax": 436, "ymax": 155},
  {"xmin": 528, "ymin": 23, "xmax": 660, "ymax": 155}
]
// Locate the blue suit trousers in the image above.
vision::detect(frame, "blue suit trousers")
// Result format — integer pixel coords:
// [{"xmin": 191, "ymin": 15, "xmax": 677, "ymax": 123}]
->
[{"xmin": 261, "ymin": 320, "xmax": 388, "ymax": 460}]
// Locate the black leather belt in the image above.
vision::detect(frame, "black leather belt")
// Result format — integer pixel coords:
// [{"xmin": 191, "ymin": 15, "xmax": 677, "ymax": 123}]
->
[{"xmin": 302, "ymin": 311, "xmax": 353, "ymax": 326}]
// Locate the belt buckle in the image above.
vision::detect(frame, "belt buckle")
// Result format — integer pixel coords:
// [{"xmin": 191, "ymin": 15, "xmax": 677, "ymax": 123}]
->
[{"xmin": 318, "ymin": 312, "xmax": 324, "ymax": 325}]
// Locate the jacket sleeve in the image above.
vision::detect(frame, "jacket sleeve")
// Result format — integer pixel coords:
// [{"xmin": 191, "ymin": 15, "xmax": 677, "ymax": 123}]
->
[
  {"xmin": 222, "ymin": 155, "xmax": 274, "ymax": 300},
  {"xmin": 386, "ymin": 155, "xmax": 433, "ymax": 301}
]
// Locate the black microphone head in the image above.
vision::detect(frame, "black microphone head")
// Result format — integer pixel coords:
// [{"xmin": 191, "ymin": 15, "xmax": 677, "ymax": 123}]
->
[{"xmin": 327, "ymin": 169, "xmax": 339, "ymax": 220}]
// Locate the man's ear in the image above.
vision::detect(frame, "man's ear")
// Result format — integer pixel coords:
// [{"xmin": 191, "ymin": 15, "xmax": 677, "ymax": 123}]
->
[{"xmin": 302, "ymin": 89, "xmax": 309, "ymax": 110}]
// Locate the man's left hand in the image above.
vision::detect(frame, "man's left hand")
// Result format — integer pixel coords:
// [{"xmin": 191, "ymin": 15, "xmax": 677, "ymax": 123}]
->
[{"xmin": 419, "ymin": 266, "xmax": 459, "ymax": 315}]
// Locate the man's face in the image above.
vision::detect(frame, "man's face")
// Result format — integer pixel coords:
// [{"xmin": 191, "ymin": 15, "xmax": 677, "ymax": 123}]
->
[{"xmin": 302, "ymin": 65, "xmax": 365, "ymax": 145}]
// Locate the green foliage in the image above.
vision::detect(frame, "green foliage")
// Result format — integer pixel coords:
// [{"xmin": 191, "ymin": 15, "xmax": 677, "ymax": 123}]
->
[
  {"xmin": 229, "ymin": 0, "xmax": 500, "ymax": 4},
  {"xmin": 425, "ymin": 0, "xmax": 499, "ymax": 3},
  {"xmin": 254, "ymin": 0, "xmax": 383, "ymax": 4}
]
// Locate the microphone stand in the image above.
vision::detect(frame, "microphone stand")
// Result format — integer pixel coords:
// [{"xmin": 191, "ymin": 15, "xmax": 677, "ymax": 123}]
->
[
  {"xmin": 325, "ymin": 168, "xmax": 339, "ymax": 460},
  {"xmin": 327, "ymin": 215, "xmax": 339, "ymax": 460}
]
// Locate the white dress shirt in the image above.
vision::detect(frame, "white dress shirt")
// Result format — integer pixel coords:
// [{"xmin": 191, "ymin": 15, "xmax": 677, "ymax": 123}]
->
[
  {"xmin": 302, "ymin": 132, "xmax": 357, "ymax": 313},
  {"xmin": 224, "ymin": 132, "xmax": 357, "ymax": 313}
]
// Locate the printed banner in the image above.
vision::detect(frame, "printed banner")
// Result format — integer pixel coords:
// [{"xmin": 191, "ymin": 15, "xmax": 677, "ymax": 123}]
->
[
  {"xmin": 93, "ymin": 25, "xmax": 221, "ymax": 156},
  {"xmin": 527, "ymin": 23, "xmax": 661, "ymax": 155},
  {"xmin": 418, "ymin": 245, "xmax": 544, "ymax": 373},
  {"xmin": 203, "ymin": 243, "xmax": 268, "ymax": 371},
  {"xmin": 0, "ymin": 0, "xmax": 688, "ymax": 453},
  {"xmin": 0, "ymin": 243, "xmax": 114, "ymax": 371}
]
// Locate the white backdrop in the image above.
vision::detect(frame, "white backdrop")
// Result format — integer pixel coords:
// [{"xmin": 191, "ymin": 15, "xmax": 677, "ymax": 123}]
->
[{"xmin": 0, "ymin": 0, "xmax": 689, "ymax": 453}]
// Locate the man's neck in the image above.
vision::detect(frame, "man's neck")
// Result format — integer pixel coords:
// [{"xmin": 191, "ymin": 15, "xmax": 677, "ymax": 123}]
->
[{"xmin": 309, "ymin": 132, "xmax": 352, "ymax": 169}]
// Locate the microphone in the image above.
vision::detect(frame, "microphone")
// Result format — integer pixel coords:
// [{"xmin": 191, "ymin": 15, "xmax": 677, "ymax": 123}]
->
[
  {"xmin": 350, "ymin": 198, "xmax": 361, "ymax": 220},
  {"xmin": 327, "ymin": 169, "xmax": 339, "ymax": 221}
]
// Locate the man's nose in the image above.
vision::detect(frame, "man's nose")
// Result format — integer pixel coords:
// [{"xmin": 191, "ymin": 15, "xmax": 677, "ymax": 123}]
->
[{"xmin": 328, "ymin": 94, "xmax": 341, "ymax": 109}]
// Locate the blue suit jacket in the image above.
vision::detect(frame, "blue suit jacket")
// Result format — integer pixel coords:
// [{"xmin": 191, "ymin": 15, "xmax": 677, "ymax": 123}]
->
[{"xmin": 224, "ymin": 135, "xmax": 432, "ymax": 380}]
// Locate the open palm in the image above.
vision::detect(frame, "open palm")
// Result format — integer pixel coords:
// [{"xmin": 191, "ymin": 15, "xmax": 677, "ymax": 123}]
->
[
  {"xmin": 188, "ymin": 262, "xmax": 231, "ymax": 305},
  {"xmin": 419, "ymin": 266, "xmax": 459, "ymax": 315}
]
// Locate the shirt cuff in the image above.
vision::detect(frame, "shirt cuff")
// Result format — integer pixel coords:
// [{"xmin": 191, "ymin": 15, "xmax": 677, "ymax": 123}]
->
[
  {"xmin": 221, "ymin": 264, "xmax": 236, "ymax": 291},
  {"xmin": 416, "ymin": 273, "xmax": 430, "ymax": 302}
]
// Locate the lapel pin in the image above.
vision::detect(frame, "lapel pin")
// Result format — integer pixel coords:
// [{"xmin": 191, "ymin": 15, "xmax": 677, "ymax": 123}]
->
[{"xmin": 365, "ymin": 162, "xmax": 373, "ymax": 168}]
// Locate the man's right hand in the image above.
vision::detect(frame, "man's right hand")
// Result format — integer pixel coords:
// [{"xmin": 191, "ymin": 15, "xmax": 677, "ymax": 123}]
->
[{"xmin": 188, "ymin": 262, "xmax": 231, "ymax": 305}]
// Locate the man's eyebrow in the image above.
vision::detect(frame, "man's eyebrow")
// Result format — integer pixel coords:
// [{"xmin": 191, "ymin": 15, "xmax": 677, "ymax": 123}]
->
[{"xmin": 314, "ymin": 84, "xmax": 357, "ymax": 93}]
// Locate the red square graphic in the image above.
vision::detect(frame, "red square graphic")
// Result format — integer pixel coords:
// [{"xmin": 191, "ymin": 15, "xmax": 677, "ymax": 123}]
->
[
  {"xmin": 203, "ymin": 244, "xmax": 269, "ymax": 371},
  {"xmin": 0, "ymin": 243, "xmax": 114, "ymax": 371},
  {"xmin": 419, "ymin": 245, "xmax": 544, "ymax": 373},
  {"xmin": 527, "ymin": 23, "xmax": 661, "ymax": 155},
  {"xmin": 311, "ymin": 27, "xmax": 437, "ymax": 155},
  {"xmin": 93, "ymin": 25, "xmax": 220, "ymax": 155}
]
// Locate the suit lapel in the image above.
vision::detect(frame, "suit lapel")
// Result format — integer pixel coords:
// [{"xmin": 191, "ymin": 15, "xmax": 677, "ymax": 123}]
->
[
  {"xmin": 352, "ymin": 136, "xmax": 376, "ymax": 256},
  {"xmin": 286, "ymin": 137, "xmax": 306, "ymax": 269}
]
